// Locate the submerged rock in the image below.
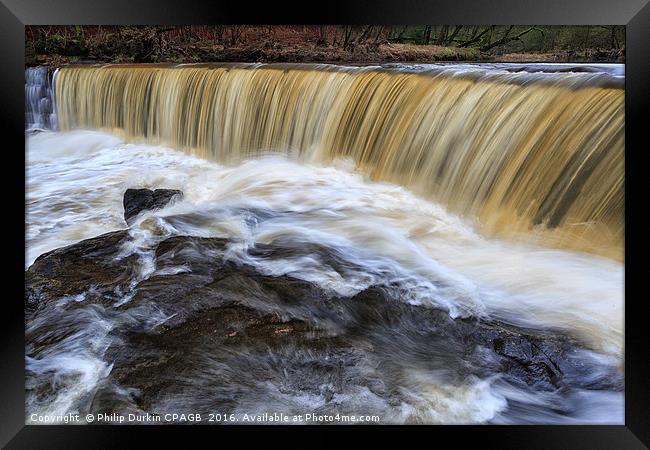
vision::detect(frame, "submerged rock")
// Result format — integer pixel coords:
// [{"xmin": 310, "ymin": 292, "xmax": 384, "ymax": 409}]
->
[
  {"xmin": 25, "ymin": 229, "xmax": 622, "ymax": 422},
  {"xmin": 123, "ymin": 188, "xmax": 183, "ymax": 224}
]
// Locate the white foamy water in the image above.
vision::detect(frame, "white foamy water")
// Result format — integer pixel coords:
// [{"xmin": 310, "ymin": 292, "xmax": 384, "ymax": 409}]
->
[{"xmin": 26, "ymin": 129, "xmax": 624, "ymax": 423}]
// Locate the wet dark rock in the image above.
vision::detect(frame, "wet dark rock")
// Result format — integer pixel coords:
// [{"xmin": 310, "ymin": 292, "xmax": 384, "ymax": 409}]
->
[
  {"xmin": 25, "ymin": 231, "xmax": 622, "ymax": 420},
  {"xmin": 123, "ymin": 188, "xmax": 183, "ymax": 224},
  {"xmin": 25, "ymin": 230, "xmax": 136, "ymax": 317}
]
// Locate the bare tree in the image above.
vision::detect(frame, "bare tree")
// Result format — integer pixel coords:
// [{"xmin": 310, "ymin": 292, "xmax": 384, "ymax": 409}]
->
[
  {"xmin": 422, "ymin": 26, "xmax": 433, "ymax": 45},
  {"xmin": 317, "ymin": 26, "xmax": 328, "ymax": 45},
  {"xmin": 391, "ymin": 25, "xmax": 408, "ymax": 43},
  {"xmin": 227, "ymin": 26, "xmax": 244, "ymax": 46},
  {"xmin": 341, "ymin": 26, "xmax": 355, "ymax": 50},
  {"xmin": 354, "ymin": 25, "xmax": 374, "ymax": 46},
  {"xmin": 435, "ymin": 26, "xmax": 449, "ymax": 45}
]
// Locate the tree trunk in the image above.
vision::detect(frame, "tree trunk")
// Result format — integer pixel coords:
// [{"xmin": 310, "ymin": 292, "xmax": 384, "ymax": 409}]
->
[
  {"xmin": 423, "ymin": 26, "xmax": 432, "ymax": 45},
  {"xmin": 445, "ymin": 26, "xmax": 463, "ymax": 45}
]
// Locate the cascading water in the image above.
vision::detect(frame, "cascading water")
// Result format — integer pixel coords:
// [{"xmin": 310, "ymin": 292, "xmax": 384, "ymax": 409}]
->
[
  {"xmin": 54, "ymin": 63, "xmax": 624, "ymax": 259},
  {"xmin": 26, "ymin": 63, "xmax": 625, "ymax": 425},
  {"xmin": 25, "ymin": 66, "xmax": 57, "ymax": 130}
]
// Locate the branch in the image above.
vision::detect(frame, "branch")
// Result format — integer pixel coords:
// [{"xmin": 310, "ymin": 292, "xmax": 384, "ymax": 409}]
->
[
  {"xmin": 480, "ymin": 26, "xmax": 541, "ymax": 51},
  {"xmin": 458, "ymin": 26, "xmax": 491, "ymax": 48}
]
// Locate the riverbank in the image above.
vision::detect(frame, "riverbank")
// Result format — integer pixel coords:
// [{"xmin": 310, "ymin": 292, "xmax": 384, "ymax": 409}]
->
[
  {"xmin": 26, "ymin": 43, "xmax": 624, "ymax": 67},
  {"xmin": 26, "ymin": 25, "xmax": 625, "ymax": 66}
]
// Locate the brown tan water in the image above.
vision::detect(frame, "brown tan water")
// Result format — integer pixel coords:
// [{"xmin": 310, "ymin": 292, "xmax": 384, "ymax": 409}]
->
[{"xmin": 54, "ymin": 64, "xmax": 623, "ymax": 259}]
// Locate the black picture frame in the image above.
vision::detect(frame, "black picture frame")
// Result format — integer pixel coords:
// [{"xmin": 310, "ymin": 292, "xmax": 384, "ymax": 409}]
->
[{"xmin": 2, "ymin": 0, "xmax": 648, "ymax": 447}]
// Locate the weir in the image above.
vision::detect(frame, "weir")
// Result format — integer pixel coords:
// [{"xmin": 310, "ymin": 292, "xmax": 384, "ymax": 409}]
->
[{"xmin": 51, "ymin": 64, "xmax": 624, "ymax": 259}]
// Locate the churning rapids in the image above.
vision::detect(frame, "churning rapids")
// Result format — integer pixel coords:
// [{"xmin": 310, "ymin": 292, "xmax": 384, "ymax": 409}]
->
[{"xmin": 25, "ymin": 63, "xmax": 623, "ymax": 425}]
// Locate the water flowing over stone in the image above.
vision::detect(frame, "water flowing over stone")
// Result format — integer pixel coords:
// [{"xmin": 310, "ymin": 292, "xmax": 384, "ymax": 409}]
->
[
  {"xmin": 26, "ymin": 67, "xmax": 57, "ymax": 130},
  {"xmin": 54, "ymin": 63, "xmax": 624, "ymax": 259}
]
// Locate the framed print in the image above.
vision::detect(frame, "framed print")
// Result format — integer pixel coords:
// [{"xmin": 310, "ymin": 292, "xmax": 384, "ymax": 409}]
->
[{"xmin": 1, "ymin": 0, "xmax": 649, "ymax": 447}]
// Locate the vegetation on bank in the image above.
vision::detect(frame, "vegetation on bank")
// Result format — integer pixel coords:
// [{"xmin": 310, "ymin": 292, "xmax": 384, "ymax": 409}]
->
[{"xmin": 26, "ymin": 25, "xmax": 625, "ymax": 66}]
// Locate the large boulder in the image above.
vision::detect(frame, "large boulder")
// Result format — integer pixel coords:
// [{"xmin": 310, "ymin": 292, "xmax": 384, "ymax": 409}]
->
[{"xmin": 123, "ymin": 188, "xmax": 183, "ymax": 224}]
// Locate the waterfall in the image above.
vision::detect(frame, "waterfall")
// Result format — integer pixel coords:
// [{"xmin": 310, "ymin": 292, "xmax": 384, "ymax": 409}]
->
[
  {"xmin": 53, "ymin": 63, "xmax": 624, "ymax": 259},
  {"xmin": 25, "ymin": 66, "xmax": 57, "ymax": 130}
]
